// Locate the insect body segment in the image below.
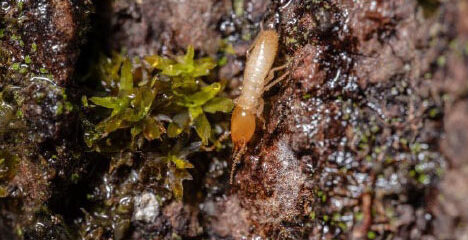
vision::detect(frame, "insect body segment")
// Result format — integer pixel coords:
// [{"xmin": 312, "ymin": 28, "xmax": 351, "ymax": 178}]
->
[
  {"xmin": 231, "ymin": 106, "xmax": 256, "ymax": 147},
  {"xmin": 230, "ymin": 29, "xmax": 281, "ymax": 183},
  {"xmin": 231, "ymin": 30, "xmax": 279, "ymax": 148}
]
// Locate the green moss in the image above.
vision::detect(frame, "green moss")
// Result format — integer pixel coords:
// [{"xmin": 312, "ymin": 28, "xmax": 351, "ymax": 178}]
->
[
  {"xmin": 84, "ymin": 46, "xmax": 233, "ymax": 199},
  {"xmin": 418, "ymin": 174, "xmax": 428, "ymax": 184},
  {"xmin": 233, "ymin": 0, "xmax": 244, "ymax": 17},
  {"xmin": 367, "ymin": 231, "xmax": 376, "ymax": 239},
  {"xmin": 70, "ymin": 173, "xmax": 79, "ymax": 184},
  {"xmin": 317, "ymin": 190, "xmax": 327, "ymax": 202},
  {"xmin": 86, "ymin": 46, "xmax": 232, "ymax": 150},
  {"xmin": 25, "ymin": 55, "xmax": 32, "ymax": 64},
  {"xmin": 332, "ymin": 213, "xmax": 341, "ymax": 222},
  {"xmin": 337, "ymin": 222, "xmax": 347, "ymax": 231},
  {"xmin": 31, "ymin": 43, "xmax": 37, "ymax": 53},
  {"xmin": 17, "ymin": 1, "xmax": 23, "ymax": 11},
  {"xmin": 242, "ymin": 32, "xmax": 251, "ymax": 41},
  {"xmin": 11, "ymin": 63, "xmax": 20, "ymax": 71},
  {"xmin": 436, "ymin": 55, "xmax": 446, "ymax": 67},
  {"xmin": 429, "ymin": 108, "xmax": 439, "ymax": 118},
  {"xmin": 410, "ymin": 143, "xmax": 422, "ymax": 154},
  {"xmin": 19, "ymin": 66, "xmax": 28, "ymax": 74},
  {"xmin": 56, "ymin": 100, "xmax": 73, "ymax": 116},
  {"xmin": 147, "ymin": 45, "xmax": 216, "ymax": 79},
  {"xmin": 11, "ymin": 34, "xmax": 20, "ymax": 41},
  {"xmin": 164, "ymin": 151, "xmax": 194, "ymax": 200},
  {"xmin": 219, "ymin": 40, "xmax": 235, "ymax": 55}
]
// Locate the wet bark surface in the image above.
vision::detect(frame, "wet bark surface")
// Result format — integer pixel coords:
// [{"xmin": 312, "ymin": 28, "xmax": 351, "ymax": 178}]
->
[
  {"xmin": 0, "ymin": 0, "xmax": 92, "ymax": 239},
  {"xmin": 1, "ymin": 0, "xmax": 468, "ymax": 239}
]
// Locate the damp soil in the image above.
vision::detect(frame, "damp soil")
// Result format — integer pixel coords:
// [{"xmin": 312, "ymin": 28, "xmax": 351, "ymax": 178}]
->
[{"xmin": 1, "ymin": 0, "xmax": 468, "ymax": 239}]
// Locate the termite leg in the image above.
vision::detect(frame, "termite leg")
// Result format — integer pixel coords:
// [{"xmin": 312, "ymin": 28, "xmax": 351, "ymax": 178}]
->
[
  {"xmin": 201, "ymin": 131, "xmax": 230, "ymax": 152},
  {"xmin": 264, "ymin": 71, "xmax": 289, "ymax": 92},
  {"xmin": 267, "ymin": 64, "xmax": 288, "ymax": 81},
  {"xmin": 256, "ymin": 99, "xmax": 266, "ymax": 129},
  {"xmin": 264, "ymin": 63, "xmax": 288, "ymax": 87},
  {"xmin": 246, "ymin": 42, "xmax": 256, "ymax": 59},
  {"xmin": 265, "ymin": 70, "xmax": 274, "ymax": 84}
]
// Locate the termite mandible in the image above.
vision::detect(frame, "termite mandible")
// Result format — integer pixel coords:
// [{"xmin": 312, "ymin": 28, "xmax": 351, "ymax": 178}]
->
[{"xmin": 230, "ymin": 28, "xmax": 288, "ymax": 183}]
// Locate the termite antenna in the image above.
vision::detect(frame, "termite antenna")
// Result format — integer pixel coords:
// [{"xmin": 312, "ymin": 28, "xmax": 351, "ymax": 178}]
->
[
  {"xmin": 201, "ymin": 131, "xmax": 230, "ymax": 152},
  {"xmin": 230, "ymin": 145, "xmax": 246, "ymax": 184}
]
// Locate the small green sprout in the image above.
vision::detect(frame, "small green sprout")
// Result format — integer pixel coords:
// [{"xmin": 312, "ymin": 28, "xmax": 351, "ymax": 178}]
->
[
  {"xmin": 31, "ymin": 42, "xmax": 37, "ymax": 52},
  {"xmin": 233, "ymin": 0, "xmax": 244, "ymax": 17},
  {"xmin": 165, "ymin": 153, "xmax": 194, "ymax": 200},
  {"xmin": 149, "ymin": 142, "xmax": 200, "ymax": 200},
  {"xmin": 217, "ymin": 40, "xmax": 235, "ymax": 66},
  {"xmin": 145, "ymin": 45, "xmax": 216, "ymax": 89},
  {"xmin": 24, "ymin": 55, "xmax": 31, "ymax": 64},
  {"xmin": 11, "ymin": 63, "xmax": 20, "ymax": 71}
]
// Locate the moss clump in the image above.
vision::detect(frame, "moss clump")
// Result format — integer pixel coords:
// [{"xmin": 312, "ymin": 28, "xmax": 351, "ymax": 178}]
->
[
  {"xmin": 83, "ymin": 46, "xmax": 233, "ymax": 198},
  {"xmin": 158, "ymin": 143, "xmax": 197, "ymax": 200}
]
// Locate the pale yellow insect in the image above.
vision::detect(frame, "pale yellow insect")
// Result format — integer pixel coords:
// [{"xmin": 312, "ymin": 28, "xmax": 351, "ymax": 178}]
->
[{"xmin": 230, "ymin": 29, "xmax": 288, "ymax": 183}]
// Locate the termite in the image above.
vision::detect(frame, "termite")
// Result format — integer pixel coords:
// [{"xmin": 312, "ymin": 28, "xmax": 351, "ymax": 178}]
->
[{"xmin": 230, "ymin": 28, "xmax": 288, "ymax": 183}]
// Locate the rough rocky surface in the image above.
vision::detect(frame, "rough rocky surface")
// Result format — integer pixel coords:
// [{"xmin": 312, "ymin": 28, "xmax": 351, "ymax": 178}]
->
[
  {"xmin": 108, "ymin": 0, "xmax": 231, "ymax": 57},
  {"xmin": 1, "ymin": 0, "xmax": 468, "ymax": 239},
  {"xmin": 103, "ymin": 0, "xmax": 467, "ymax": 239},
  {"xmin": 0, "ymin": 0, "xmax": 91, "ymax": 86},
  {"xmin": 227, "ymin": 1, "xmax": 452, "ymax": 238},
  {"xmin": 0, "ymin": 0, "xmax": 91, "ymax": 239}
]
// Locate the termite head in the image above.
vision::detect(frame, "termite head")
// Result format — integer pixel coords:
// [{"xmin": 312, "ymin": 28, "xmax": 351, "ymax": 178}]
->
[{"xmin": 231, "ymin": 106, "xmax": 256, "ymax": 148}]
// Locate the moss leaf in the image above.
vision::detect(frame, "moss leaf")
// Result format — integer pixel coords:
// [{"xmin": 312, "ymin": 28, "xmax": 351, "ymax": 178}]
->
[
  {"xmin": 203, "ymin": 97, "xmax": 234, "ymax": 113},
  {"xmin": 167, "ymin": 122, "xmax": 183, "ymax": 138},
  {"xmin": 96, "ymin": 116, "xmax": 128, "ymax": 133},
  {"xmin": 120, "ymin": 59, "xmax": 133, "ymax": 93},
  {"xmin": 176, "ymin": 82, "xmax": 221, "ymax": 107},
  {"xmin": 153, "ymin": 46, "xmax": 216, "ymax": 79},
  {"xmin": 124, "ymin": 87, "xmax": 157, "ymax": 122},
  {"xmin": 130, "ymin": 125, "xmax": 142, "ymax": 139},
  {"xmin": 192, "ymin": 58, "xmax": 217, "ymax": 77},
  {"xmin": 97, "ymin": 53, "xmax": 124, "ymax": 90},
  {"xmin": 188, "ymin": 106, "xmax": 203, "ymax": 121},
  {"xmin": 182, "ymin": 45, "xmax": 195, "ymax": 66},
  {"xmin": 144, "ymin": 55, "xmax": 159, "ymax": 69},
  {"xmin": 90, "ymin": 96, "xmax": 129, "ymax": 117},
  {"xmin": 194, "ymin": 113, "xmax": 211, "ymax": 145},
  {"xmin": 166, "ymin": 164, "xmax": 193, "ymax": 200},
  {"xmin": 169, "ymin": 154, "xmax": 194, "ymax": 169},
  {"xmin": 143, "ymin": 117, "xmax": 164, "ymax": 140}
]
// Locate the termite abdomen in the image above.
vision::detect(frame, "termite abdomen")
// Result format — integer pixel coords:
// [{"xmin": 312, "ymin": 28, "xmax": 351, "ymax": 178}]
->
[{"xmin": 231, "ymin": 106, "xmax": 256, "ymax": 148}]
